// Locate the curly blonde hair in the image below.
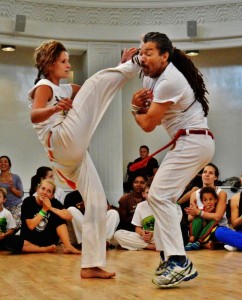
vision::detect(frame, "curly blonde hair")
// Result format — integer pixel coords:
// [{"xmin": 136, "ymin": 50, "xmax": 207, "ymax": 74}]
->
[{"xmin": 33, "ymin": 40, "xmax": 67, "ymax": 84}]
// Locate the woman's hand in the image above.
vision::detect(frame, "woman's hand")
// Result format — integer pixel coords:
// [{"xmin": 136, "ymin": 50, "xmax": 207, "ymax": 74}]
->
[
  {"xmin": 54, "ymin": 97, "xmax": 73, "ymax": 114},
  {"xmin": 42, "ymin": 197, "xmax": 52, "ymax": 212}
]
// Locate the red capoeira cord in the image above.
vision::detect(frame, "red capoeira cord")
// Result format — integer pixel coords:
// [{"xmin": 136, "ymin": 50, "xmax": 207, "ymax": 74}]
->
[{"xmin": 129, "ymin": 129, "xmax": 186, "ymax": 172}]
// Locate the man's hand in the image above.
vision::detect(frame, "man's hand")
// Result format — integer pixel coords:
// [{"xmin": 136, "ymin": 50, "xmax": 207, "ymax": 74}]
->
[{"xmin": 132, "ymin": 88, "xmax": 153, "ymax": 109}]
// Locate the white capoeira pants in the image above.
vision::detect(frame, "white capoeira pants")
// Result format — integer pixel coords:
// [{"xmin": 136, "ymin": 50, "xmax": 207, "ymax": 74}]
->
[
  {"xmin": 68, "ymin": 207, "xmax": 120, "ymax": 245},
  {"xmin": 114, "ymin": 229, "xmax": 155, "ymax": 250},
  {"xmin": 46, "ymin": 60, "xmax": 140, "ymax": 268},
  {"xmin": 148, "ymin": 134, "xmax": 215, "ymax": 261}
]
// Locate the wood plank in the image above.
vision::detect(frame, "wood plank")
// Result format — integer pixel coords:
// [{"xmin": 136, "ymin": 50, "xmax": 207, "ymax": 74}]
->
[{"xmin": 0, "ymin": 248, "xmax": 241, "ymax": 299}]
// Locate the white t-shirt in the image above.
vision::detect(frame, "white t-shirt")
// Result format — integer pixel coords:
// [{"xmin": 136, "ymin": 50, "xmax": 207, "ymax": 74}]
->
[
  {"xmin": 131, "ymin": 201, "xmax": 155, "ymax": 231},
  {"xmin": 0, "ymin": 207, "xmax": 16, "ymax": 231},
  {"xmin": 143, "ymin": 62, "xmax": 208, "ymax": 137}
]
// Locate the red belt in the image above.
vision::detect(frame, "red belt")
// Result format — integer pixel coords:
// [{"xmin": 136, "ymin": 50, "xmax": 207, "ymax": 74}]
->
[
  {"xmin": 129, "ymin": 129, "xmax": 214, "ymax": 172},
  {"xmin": 183, "ymin": 129, "xmax": 214, "ymax": 139}
]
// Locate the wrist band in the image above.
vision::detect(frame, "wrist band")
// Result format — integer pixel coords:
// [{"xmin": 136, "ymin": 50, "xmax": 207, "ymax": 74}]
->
[
  {"xmin": 131, "ymin": 104, "xmax": 142, "ymax": 112},
  {"xmin": 39, "ymin": 209, "xmax": 46, "ymax": 217},
  {"xmin": 198, "ymin": 210, "xmax": 202, "ymax": 217}
]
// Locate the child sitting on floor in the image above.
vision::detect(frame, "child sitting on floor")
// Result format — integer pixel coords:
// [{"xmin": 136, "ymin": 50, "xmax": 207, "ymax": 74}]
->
[
  {"xmin": 0, "ymin": 187, "xmax": 16, "ymax": 250},
  {"xmin": 185, "ymin": 186, "xmax": 218, "ymax": 250}
]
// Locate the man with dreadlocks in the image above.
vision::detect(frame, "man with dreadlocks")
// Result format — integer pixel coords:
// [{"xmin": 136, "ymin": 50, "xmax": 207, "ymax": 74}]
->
[{"xmin": 130, "ymin": 32, "xmax": 215, "ymax": 288}]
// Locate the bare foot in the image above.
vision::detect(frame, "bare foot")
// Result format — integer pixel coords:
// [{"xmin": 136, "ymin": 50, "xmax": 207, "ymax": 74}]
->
[
  {"xmin": 81, "ymin": 267, "xmax": 116, "ymax": 279},
  {"xmin": 203, "ymin": 241, "xmax": 215, "ymax": 250},
  {"xmin": 63, "ymin": 244, "xmax": 81, "ymax": 254},
  {"xmin": 45, "ymin": 244, "xmax": 57, "ymax": 253}
]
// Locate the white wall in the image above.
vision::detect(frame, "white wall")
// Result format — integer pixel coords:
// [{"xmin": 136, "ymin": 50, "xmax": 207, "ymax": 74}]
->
[{"xmin": 0, "ymin": 46, "xmax": 242, "ymax": 201}]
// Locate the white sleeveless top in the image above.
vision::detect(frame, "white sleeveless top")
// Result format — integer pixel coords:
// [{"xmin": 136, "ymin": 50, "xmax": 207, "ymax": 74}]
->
[{"xmin": 28, "ymin": 79, "xmax": 72, "ymax": 147}]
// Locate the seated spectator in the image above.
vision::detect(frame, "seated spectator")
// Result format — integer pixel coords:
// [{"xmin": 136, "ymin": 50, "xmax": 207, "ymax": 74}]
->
[
  {"xmin": 123, "ymin": 145, "xmax": 158, "ymax": 192},
  {"xmin": 215, "ymin": 191, "xmax": 242, "ymax": 251},
  {"xmin": 0, "ymin": 187, "xmax": 16, "ymax": 250},
  {"xmin": 185, "ymin": 187, "xmax": 219, "ymax": 250},
  {"xmin": 0, "ymin": 155, "xmax": 24, "ymax": 228},
  {"xmin": 4, "ymin": 179, "xmax": 80, "ymax": 254},
  {"xmin": 114, "ymin": 180, "xmax": 155, "ymax": 250},
  {"xmin": 185, "ymin": 163, "xmax": 228, "ymax": 249},
  {"xmin": 29, "ymin": 166, "xmax": 66, "ymax": 204},
  {"xmin": 118, "ymin": 174, "xmax": 147, "ymax": 232},
  {"xmin": 64, "ymin": 190, "xmax": 120, "ymax": 247}
]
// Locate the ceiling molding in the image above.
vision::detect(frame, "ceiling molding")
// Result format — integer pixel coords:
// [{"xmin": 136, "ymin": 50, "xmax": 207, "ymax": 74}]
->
[{"xmin": 0, "ymin": 0, "xmax": 242, "ymax": 49}]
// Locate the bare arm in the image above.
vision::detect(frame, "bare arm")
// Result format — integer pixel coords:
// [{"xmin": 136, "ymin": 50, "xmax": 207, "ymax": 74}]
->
[
  {"xmin": 0, "ymin": 228, "xmax": 15, "ymax": 240},
  {"xmin": 230, "ymin": 193, "xmax": 242, "ymax": 229},
  {"xmin": 177, "ymin": 187, "xmax": 199, "ymax": 205},
  {"xmin": 30, "ymin": 85, "xmax": 73, "ymax": 123},
  {"xmin": 185, "ymin": 190, "xmax": 227, "ymax": 222},
  {"xmin": 48, "ymin": 206, "xmax": 72, "ymax": 221},
  {"xmin": 26, "ymin": 198, "xmax": 72, "ymax": 230},
  {"xmin": 71, "ymin": 84, "xmax": 81, "ymax": 99}
]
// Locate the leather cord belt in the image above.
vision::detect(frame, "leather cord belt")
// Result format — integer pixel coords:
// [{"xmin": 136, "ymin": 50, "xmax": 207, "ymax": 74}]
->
[{"xmin": 129, "ymin": 129, "xmax": 214, "ymax": 172}]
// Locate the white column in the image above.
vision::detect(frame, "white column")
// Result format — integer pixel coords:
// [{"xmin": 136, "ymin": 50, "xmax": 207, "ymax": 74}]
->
[{"xmin": 87, "ymin": 42, "xmax": 124, "ymax": 206}]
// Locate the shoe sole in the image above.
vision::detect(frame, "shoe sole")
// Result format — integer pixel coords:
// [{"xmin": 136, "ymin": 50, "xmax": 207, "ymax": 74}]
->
[{"xmin": 152, "ymin": 269, "xmax": 198, "ymax": 288}]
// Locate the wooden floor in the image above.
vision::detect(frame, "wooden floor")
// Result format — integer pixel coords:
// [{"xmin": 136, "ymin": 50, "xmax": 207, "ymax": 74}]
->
[{"xmin": 0, "ymin": 247, "xmax": 241, "ymax": 300}]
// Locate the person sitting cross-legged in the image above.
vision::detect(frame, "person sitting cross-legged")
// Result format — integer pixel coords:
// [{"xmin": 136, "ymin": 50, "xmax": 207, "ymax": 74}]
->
[
  {"xmin": 64, "ymin": 190, "xmax": 120, "ymax": 248},
  {"xmin": 185, "ymin": 187, "xmax": 219, "ymax": 251},
  {"xmin": 4, "ymin": 179, "xmax": 80, "ymax": 254},
  {"xmin": 0, "ymin": 187, "xmax": 16, "ymax": 250},
  {"xmin": 114, "ymin": 180, "xmax": 155, "ymax": 250},
  {"xmin": 215, "ymin": 191, "xmax": 242, "ymax": 251}
]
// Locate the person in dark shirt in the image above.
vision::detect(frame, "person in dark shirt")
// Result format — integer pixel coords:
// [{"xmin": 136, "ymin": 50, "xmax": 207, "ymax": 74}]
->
[
  {"xmin": 124, "ymin": 145, "xmax": 158, "ymax": 192},
  {"xmin": 118, "ymin": 174, "xmax": 147, "ymax": 232},
  {"xmin": 5, "ymin": 179, "xmax": 80, "ymax": 254}
]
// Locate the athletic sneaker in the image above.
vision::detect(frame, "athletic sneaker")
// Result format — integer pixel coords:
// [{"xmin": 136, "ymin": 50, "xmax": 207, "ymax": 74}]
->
[
  {"xmin": 185, "ymin": 241, "xmax": 201, "ymax": 251},
  {"xmin": 224, "ymin": 244, "xmax": 238, "ymax": 252},
  {"xmin": 154, "ymin": 260, "xmax": 168, "ymax": 275},
  {"xmin": 152, "ymin": 258, "xmax": 198, "ymax": 288},
  {"xmin": 185, "ymin": 242, "xmax": 193, "ymax": 251}
]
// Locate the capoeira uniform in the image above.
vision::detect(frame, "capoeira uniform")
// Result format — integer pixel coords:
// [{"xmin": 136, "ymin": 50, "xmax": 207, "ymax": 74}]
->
[
  {"xmin": 28, "ymin": 60, "xmax": 140, "ymax": 268},
  {"xmin": 143, "ymin": 62, "xmax": 215, "ymax": 261}
]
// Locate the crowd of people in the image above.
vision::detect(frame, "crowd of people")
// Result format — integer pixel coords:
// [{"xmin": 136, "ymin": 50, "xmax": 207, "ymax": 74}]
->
[
  {"xmin": 1, "ymin": 157, "xmax": 241, "ymax": 258},
  {"xmin": 1, "ymin": 32, "xmax": 241, "ymax": 288}
]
